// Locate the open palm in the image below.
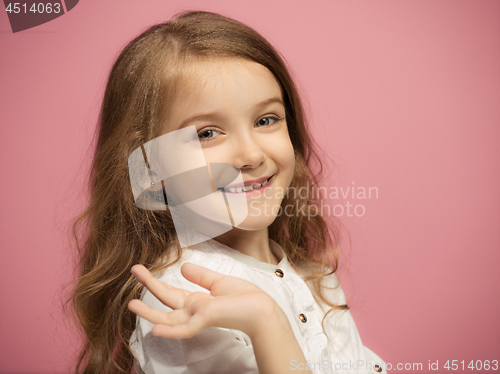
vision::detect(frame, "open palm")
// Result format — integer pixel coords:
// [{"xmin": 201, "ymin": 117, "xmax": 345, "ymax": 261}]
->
[{"xmin": 128, "ymin": 263, "xmax": 277, "ymax": 339}]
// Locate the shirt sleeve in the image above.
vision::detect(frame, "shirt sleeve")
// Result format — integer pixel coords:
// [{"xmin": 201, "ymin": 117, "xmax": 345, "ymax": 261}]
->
[{"xmin": 129, "ymin": 267, "xmax": 259, "ymax": 374}]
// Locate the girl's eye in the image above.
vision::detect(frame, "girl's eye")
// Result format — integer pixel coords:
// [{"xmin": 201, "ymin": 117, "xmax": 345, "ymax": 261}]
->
[
  {"xmin": 197, "ymin": 129, "xmax": 221, "ymax": 141},
  {"xmin": 256, "ymin": 116, "xmax": 283, "ymax": 127}
]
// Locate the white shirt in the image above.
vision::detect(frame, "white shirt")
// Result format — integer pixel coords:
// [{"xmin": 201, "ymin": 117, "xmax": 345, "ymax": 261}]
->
[{"xmin": 130, "ymin": 239, "xmax": 387, "ymax": 374}]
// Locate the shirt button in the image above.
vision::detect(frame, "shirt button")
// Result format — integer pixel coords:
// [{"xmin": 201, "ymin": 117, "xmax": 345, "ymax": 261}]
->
[
  {"xmin": 298, "ymin": 313, "xmax": 307, "ymax": 323},
  {"xmin": 375, "ymin": 364, "xmax": 382, "ymax": 372},
  {"xmin": 275, "ymin": 269, "xmax": 284, "ymax": 278}
]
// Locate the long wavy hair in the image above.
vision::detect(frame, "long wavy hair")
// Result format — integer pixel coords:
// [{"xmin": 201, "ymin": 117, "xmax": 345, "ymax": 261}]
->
[{"xmin": 70, "ymin": 10, "xmax": 347, "ymax": 374}]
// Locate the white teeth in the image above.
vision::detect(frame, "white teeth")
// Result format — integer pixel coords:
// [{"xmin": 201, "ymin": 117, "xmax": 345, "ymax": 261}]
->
[{"xmin": 225, "ymin": 178, "xmax": 270, "ymax": 193}]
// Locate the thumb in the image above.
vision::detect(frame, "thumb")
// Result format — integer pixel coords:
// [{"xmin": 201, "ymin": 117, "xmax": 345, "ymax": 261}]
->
[{"xmin": 181, "ymin": 263, "xmax": 225, "ymax": 291}]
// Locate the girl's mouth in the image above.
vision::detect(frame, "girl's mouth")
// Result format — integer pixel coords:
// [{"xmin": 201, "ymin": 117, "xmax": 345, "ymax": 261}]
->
[{"xmin": 221, "ymin": 175, "xmax": 274, "ymax": 194}]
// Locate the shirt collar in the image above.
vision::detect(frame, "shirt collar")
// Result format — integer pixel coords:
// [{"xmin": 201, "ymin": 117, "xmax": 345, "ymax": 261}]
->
[{"xmin": 191, "ymin": 238, "xmax": 289, "ymax": 274}]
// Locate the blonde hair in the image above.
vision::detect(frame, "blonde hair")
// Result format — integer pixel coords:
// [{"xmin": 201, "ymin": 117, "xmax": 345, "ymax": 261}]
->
[{"xmin": 70, "ymin": 10, "xmax": 347, "ymax": 374}]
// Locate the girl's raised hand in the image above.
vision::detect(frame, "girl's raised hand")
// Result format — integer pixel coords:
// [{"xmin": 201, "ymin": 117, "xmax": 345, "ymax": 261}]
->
[
  {"xmin": 128, "ymin": 263, "xmax": 278, "ymax": 340},
  {"xmin": 129, "ymin": 263, "xmax": 312, "ymax": 374}
]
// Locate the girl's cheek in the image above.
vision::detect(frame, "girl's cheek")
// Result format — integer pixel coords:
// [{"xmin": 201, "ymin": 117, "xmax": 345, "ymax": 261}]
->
[
  {"xmin": 273, "ymin": 132, "xmax": 295, "ymax": 168},
  {"xmin": 201, "ymin": 146, "xmax": 226, "ymax": 164},
  {"xmin": 286, "ymin": 139, "xmax": 296, "ymax": 166},
  {"xmin": 282, "ymin": 136, "xmax": 297, "ymax": 186}
]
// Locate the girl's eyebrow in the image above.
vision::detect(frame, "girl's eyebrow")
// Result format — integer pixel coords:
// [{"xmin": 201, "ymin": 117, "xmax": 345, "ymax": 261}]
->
[
  {"xmin": 178, "ymin": 97, "xmax": 284, "ymax": 129},
  {"xmin": 254, "ymin": 97, "xmax": 284, "ymax": 109}
]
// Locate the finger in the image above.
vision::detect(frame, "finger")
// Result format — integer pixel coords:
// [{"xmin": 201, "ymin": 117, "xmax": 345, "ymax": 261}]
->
[
  {"xmin": 131, "ymin": 264, "xmax": 186, "ymax": 309},
  {"xmin": 128, "ymin": 299, "xmax": 189, "ymax": 326},
  {"xmin": 131, "ymin": 264, "xmax": 172, "ymax": 286},
  {"xmin": 180, "ymin": 263, "xmax": 225, "ymax": 292},
  {"xmin": 151, "ymin": 313, "xmax": 207, "ymax": 339}
]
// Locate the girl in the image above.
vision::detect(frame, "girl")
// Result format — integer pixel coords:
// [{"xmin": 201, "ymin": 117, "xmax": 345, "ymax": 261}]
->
[{"xmin": 71, "ymin": 11, "xmax": 386, "ymax": 374}]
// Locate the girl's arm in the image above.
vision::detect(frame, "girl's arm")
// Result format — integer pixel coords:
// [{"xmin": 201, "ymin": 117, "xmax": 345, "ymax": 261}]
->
[{"xmin": 128, "ymin": 263, "xmax": 312, "ymax": 374}]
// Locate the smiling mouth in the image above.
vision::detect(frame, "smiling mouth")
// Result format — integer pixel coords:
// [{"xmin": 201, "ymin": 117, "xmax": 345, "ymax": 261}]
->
[{"xmin": 221, "ymin": 175, "xmax": 273, "ymax": 193}]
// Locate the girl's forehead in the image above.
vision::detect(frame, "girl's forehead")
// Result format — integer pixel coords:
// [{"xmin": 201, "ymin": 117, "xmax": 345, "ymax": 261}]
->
[
  {"xmin": 162, "ymin": 58, "xmax": 284, "ymax": 131},
  {"xmin": 179, "ymin": 58, "xmax": 278, "ymax": 91}
]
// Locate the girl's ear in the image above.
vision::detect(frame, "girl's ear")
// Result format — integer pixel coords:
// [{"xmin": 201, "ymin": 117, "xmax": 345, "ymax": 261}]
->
[
  {"xmin": 143, "ymin": 170, "xmax": 169, "ymax": 208},
  {"xmin": 147, "ymin": 169, "xmax": 163, "ymax": 192},
  {"xmin": 128, "ymin": 147, "xmax": 169, "ymax": 210},
  {"xmin": 145, "ymin": 188, "xmax": 167, "ymax": 205}
]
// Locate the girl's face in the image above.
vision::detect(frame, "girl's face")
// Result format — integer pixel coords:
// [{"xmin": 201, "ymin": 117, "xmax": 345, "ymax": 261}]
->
[{"xmin": 162, "ymin": 58, "xmax": 295, "ymax": 231}]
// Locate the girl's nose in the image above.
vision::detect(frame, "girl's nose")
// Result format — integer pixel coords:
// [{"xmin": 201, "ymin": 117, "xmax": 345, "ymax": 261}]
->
[{"xmin": 231, "ymin": 135, "xmax": 267, "ymax": 170}]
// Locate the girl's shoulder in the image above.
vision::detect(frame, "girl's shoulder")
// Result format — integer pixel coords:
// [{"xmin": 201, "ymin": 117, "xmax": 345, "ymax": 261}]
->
[
  {"xmin": 152, "ymin": 240, "xmax": 250, "ymax": 292},
  {"xmin": 320, "ymin": 270, "xmax": 347, "ymax": 307},
  {"xmin": 140, "ymin": 243, "xmax": 235, "ymax": 311},
  {"xmin": 294, "ymin": 262, "xmax": 347, "ymax": 307}
]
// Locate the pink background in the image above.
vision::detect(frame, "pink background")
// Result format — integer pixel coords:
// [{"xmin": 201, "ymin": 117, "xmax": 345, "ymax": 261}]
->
[{"xmin": 1, "ymin": 1, "xmax": 499, "ymax": 373}]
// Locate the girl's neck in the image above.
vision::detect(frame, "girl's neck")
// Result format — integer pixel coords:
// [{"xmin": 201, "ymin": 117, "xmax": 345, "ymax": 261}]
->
[{"xmin": 215, "ymin": 227, "xmax": 279, "ymax": 265}]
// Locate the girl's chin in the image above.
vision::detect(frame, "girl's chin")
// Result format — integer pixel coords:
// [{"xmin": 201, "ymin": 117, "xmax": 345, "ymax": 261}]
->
[{"xmin": 233, "ymin": 213, "xmax": 279, "ymax": 231}]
